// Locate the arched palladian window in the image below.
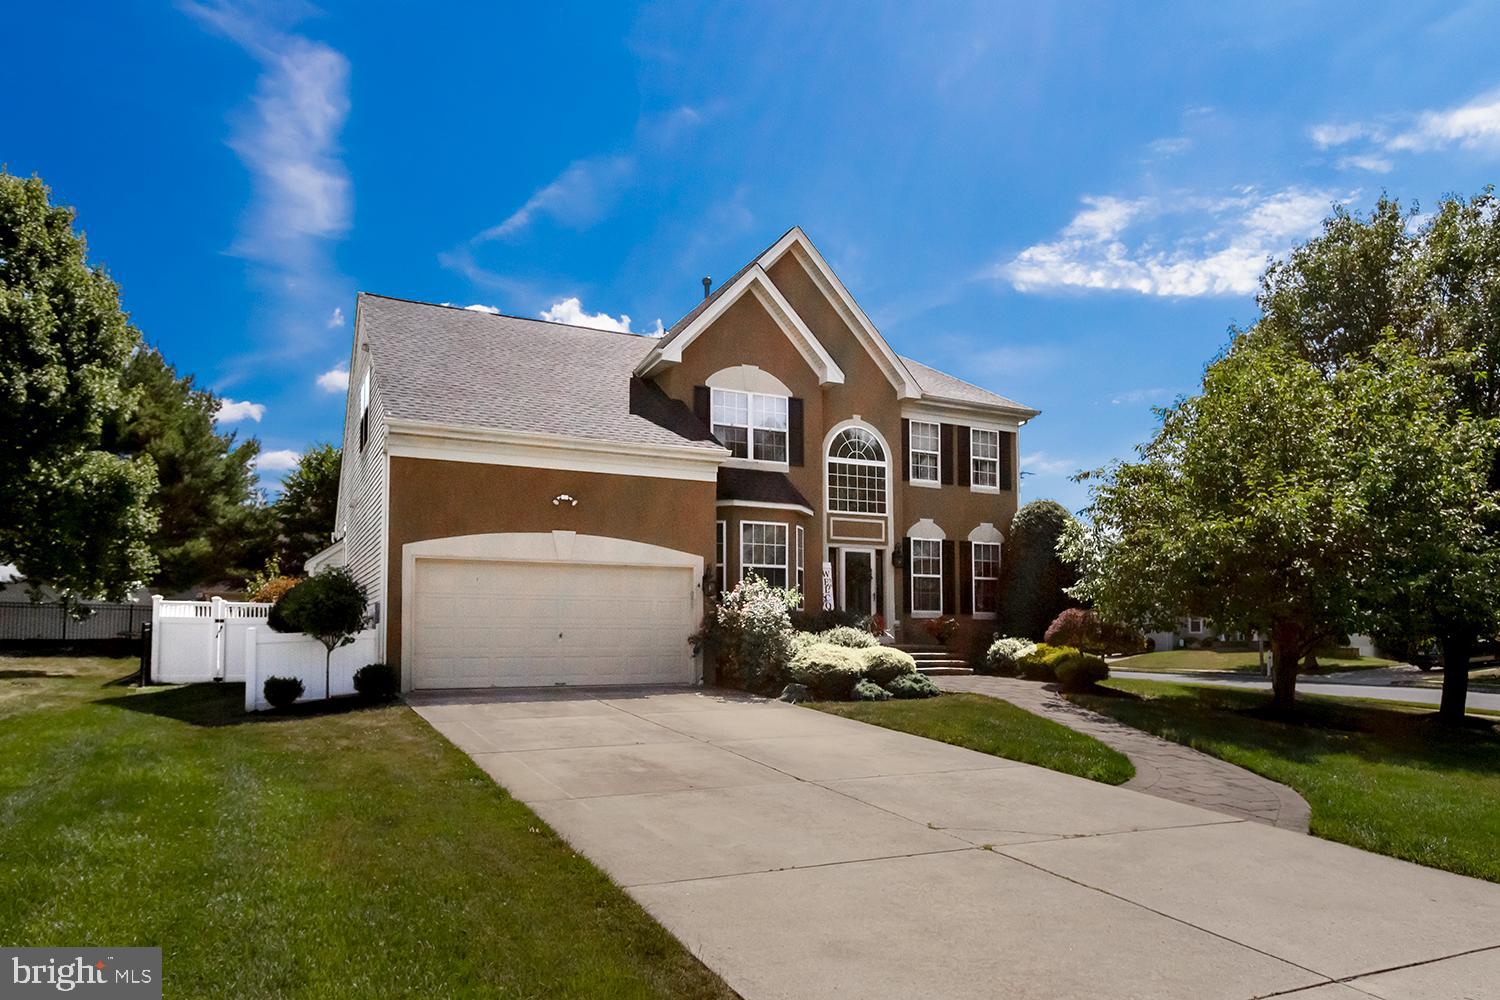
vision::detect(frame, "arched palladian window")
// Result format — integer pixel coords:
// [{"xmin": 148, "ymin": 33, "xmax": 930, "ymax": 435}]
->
[{"xmin": 828, "ymin": 427, "xmax": 887, "ymax": 514}]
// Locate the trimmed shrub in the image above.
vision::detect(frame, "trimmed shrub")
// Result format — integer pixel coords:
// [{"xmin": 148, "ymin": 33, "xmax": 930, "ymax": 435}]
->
[
  {"xmin": 853, "ymin": 679, "xmax": 893, "ymax": 701},
  {"xmin": 263, "ymin": 675, "xmax": 304, "ymax": 709},
  {"xmin": 787, "ymin": 642, "xmax": 866, "ymax": 700},
  {"xmin": 860, "ymin": 646, "xmax": 918, "ymax": 685},
  {"xmin": 1055, "ymin": 653, "xmax": 1110, "ymax": 692},
  {"xmin": 1016, "ymin": 643, "xmax": 1077, "ymax": 682},
  {"xmin": 982, "ymin": 636, "xmax": 1036, "ymax": 676},
  {"xmin": 353, "ymin": 663, "xmax": 398, "ymax": 701},
  {"xmin": 819, "ymin": 625, "xmax": 879, "ymax": 649},
  {"xmin": 1044, "ymin": 608, "xmax": 1146, "ymax": 656},
  {"xmin": 885, "ymin": 673, "xmax": 941, "ymax": 699}
]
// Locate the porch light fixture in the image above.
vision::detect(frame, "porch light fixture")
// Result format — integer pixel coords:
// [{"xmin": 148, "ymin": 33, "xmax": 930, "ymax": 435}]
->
[{"xmin": 552, "ymin": 494, "xmax": 578, "ymax": 507}]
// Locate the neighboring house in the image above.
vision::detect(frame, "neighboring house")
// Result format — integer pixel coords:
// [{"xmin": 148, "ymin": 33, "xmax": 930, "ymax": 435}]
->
[
  {"xmin": 1147, "ymin": 618, "xmax": 1379, "ymax": 658},
  {"xmin": 317, "ymin": 227, "xmax": 1038, "ymax": 691}
]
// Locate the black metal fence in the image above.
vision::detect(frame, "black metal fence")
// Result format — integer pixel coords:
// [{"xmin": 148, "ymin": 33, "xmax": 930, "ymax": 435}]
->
[{"xmin": 0, "ymin": 601, "xmax": 151, "ymax": 642}]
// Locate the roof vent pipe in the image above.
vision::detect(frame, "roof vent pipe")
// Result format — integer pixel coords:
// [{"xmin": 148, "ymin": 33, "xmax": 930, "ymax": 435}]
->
[{"xmin": 702, "ymin": 276, "xmax": 712, "ymax": 299}]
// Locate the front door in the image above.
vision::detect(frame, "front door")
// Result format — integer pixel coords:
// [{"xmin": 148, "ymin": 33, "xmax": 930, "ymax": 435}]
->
[{"xmin": 841, "ymin": 548, "xmax": 875, "ymax": 617}]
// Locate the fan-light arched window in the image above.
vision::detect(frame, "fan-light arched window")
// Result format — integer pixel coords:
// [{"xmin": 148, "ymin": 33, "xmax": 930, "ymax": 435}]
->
[{"xmin": 828, "ymin": 428, "xmax": 887, "ymax": 514}]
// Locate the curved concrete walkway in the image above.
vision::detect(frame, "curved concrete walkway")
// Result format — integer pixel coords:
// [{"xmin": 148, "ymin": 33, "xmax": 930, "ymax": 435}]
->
[{"xmin": 937, "ymin": 674, "xmax": 1311, "ymax": 831}]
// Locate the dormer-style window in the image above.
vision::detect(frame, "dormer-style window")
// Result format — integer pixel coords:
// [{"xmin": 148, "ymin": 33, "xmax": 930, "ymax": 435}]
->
[
  {"xmin": 712, "ymin": 388, "xmax": 788, "ymax": 462},
  {"xmin": 909, "ymin": 420, "xmax": 940, "ymax": 484}
]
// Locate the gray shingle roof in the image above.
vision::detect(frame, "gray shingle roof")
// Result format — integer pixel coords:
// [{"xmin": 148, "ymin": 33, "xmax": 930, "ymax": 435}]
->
[
  {"xmin": 358, "ymin": 294, "xmax": 722, "ymax": 450},
  {"xmin": 898, "ymin": 356, "xmax": 1039, "ymax": 415},
  {"xmin": 717, "ymin": 468, "xmax": 812, "ymax": 509}
]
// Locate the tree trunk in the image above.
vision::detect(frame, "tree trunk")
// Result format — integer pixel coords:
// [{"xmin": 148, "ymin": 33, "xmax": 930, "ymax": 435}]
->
[
  {"xmin": 1269, "ymin": 622, "xmax": 1304, "ymax": 715},
  {"xmin": 325, "ymin": 646, "xmax": 333, "ymax": 701},
  {"xmin": 1437, "ymin": 628, "xmax": 1475, "ymax": 725}
]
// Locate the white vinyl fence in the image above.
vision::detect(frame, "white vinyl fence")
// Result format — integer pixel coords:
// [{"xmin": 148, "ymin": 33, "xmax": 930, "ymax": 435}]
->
[
  {"xmin": 150, "ymin": 596, "xmax": 377, "ymax": 712},
  {"xmin": 242, "ymin": 627, "xmax": 378, "ymax": 712}
]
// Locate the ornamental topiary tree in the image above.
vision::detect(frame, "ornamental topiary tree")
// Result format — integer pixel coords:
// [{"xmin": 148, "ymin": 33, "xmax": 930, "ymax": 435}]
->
[{"xmin": 268, "ymin": 566, "xmax": 368, "ymax": 700}]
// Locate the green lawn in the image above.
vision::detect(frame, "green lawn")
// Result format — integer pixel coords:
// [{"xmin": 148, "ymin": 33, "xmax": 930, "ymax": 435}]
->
[
  {"xmin": 811, "ymin": 692, "xmax": 1135, "ymax": 785},
  {"xmin": 1069, "ymin": 679, "xmax": 1500, "ymax": 883},
  {"xmin": 0, "ymin": 656, "xmax": 732, "ymax": 999},
  {"xmin": 1113, "ymin": 648, "xmax": 1397, "ymax": 675}
]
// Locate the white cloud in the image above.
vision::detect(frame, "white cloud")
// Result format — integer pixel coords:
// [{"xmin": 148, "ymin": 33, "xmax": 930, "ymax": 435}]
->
[
  {"xmin": 1308, "ymin": 122, "xmax": 1369, "ymax": 149},
  {"xmin": 1110, "ymin": 388, "xmax": 1172, "ymax": 406},
  {"xmin": 183, "ymin": 2, "xmax": 352, "ymax": 363},
  {"xmin": 1146, "ymin": 136, "xmax": 1192, "ymax": 158},
  {"xmin": 539, "ymin": 297, "xmax": 640, "ymax": 333},
  {"xmin": 254, "ymin": 449, "xmax": 301, "ymax": 473},
  {"xmin": 1388, "ymin": 89, "xmax": 1500, "ymax": 152},
  {"xmin": 327, "ymin": 306, "xmax": 344, "ymax": 327},
  {"xmin": 1336, "ymin": 154, "xmax": 1393, "ymax": 174},
  {"xmin": 1022, "ymin": 452, "xmax": 1078, "ymax": 477},
  {"xmin": 463, "ymin": 303, "xmax": 500, "ymax": 314},
  {"xmin": 1002, "ymin": 187, "xmax": 1339, "ymax": 298},
  {"xmin": 316, "ymin": 364, "xmax": 349, "ymax": 392},
  {"xmin": 478, "ymin": 155, "xmax": 634, "ymax": 242},
  {"xmin": 216, "ymin": 398, "xmax": 265, "ymax": 423}
]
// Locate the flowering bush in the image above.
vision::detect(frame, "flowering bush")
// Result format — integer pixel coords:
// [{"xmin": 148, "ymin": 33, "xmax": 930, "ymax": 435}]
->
[
  {"xmin": 982, "ymin": 635, "xmax": 1037, "ymax": 676},
  {"xmin": 819, "ymin": 625, "xmax": 879, "ymax": 649},
  {"xmin": 923, "ymin": 615, "xmax": 959, "ymax": 645},
  {"xmin": 692, "ymin": 577, "xmax": 800, "ymax": 692}
]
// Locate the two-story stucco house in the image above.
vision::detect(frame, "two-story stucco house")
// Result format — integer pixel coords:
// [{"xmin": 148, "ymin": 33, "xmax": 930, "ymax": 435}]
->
[{"xmin": 313, "ymin": 227, "xmax": 1037, "ymax": 691}]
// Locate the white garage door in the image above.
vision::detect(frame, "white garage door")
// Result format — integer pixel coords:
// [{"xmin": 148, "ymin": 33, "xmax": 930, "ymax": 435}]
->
[{"xmin": 410, "ymin": 558, "xmax": 696, "ymax": 689}]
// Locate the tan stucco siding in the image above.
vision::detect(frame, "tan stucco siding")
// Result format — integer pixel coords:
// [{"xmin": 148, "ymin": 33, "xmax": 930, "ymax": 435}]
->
[{"xmin": 385, "ymin": 457, "xmax": 716, "ymax": 668}]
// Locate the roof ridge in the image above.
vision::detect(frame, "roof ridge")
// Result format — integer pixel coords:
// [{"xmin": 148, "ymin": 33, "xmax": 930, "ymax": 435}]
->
[
  {"xmin": 900, "ymin": 354, "xmax": 996, "ymax": 395},
  {"xmin": 357, "ymin": 291, "xmax": 660, "ymax": 342}
]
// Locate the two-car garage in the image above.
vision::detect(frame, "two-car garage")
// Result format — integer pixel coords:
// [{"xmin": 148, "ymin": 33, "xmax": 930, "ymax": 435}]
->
[{"xmin": 401, "ymin": 532, "xmax": 702, "ymax": 691}]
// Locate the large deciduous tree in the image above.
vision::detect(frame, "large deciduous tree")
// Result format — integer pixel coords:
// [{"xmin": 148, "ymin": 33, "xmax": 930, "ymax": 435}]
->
[
  {"xmin": 1069, "ymin": 333, "xmax": 1365, "ymax": 713},
  {"xmin": 1258, "ymin": 188, "xmax": 1500, "ymax": 717},
  {"xmin": 273, "ymin": 443, "xmax": 340, "ymax": 576},
  {"xmin": 102, "ymin": 345, "xmax": 272, "ymax": 592},
  {"xmin": 0, "ymin": 170, "xmax": 158, "ymax": 599},
  {"xmin": 999, "ymin": 499, "xmax": 1080, "ymax": 641}
]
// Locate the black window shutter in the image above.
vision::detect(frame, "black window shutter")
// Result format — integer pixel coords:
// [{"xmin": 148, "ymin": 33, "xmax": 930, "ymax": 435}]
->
[
  {"xmin": 1000, "ymin": 431, "xmax": 1016, "ymax": 490},
  {"xmin": 958, "ymin": 541, "xmax": 973, "ymax": 615},
  {"xmin": 901, "ymin": 538, "xmax": 912, "ymax": 614},
  {"xmin": 956, "ymin": 425, "xmax": 971, "ymax": 488},
  {"xmin": 900, "ymin": 419, "xmax": 910, "ymax": 482},
  {"xmin": 874, "ymin": 555, "xmax": 885, "ymax": 621},
  {"xmin": 788, "ymin": 398, "xmax": 805, "ymax": 466},
  {"xmin": 940, "ymin": 424, "xmax": 955, "ymax": 485},
  {"xmin": 941, "ymin": 539, "xmax": 957, "ymax": 615},
  {"xmin": 693, "ymin": 385, "xmax": 711, "ymax": 426}
]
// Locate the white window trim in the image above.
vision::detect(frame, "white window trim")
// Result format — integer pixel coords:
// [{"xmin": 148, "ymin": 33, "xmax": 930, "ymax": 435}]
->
[
  {"xmin": 740, "ymin": 520, "xmax": 790, "ymax": 587},
  {"xmin": 715, "ymin": 520, "xmax": 727, "ymax": 594},
  {"xmin": 712, "ymin": 387, "xmax": 790, "ymax": 467},
  {"xmin": 970, "ymin": 426, "xmax": 1001, "ymax": 494},
  {"xmin": 909, "ymin": 537, "xmax": 943, "ymax": 618},
  {"xmin": 1187, "ymin": 617, "xmax": 1205, "ymax": 635},
  {"xmin": 795, "ymin": 525, "xmax": 805, "ymax": 593},
  {"xmin": 828, "ymin": 427, "xmax": 889, "ymax": 515},
  {"xmin": 971, "ymin": 541, "xmax": 1000, "ymax": 620},
  {"xmin": 908, "ymin": 419, "xmax": 941, "ymax": 488}
]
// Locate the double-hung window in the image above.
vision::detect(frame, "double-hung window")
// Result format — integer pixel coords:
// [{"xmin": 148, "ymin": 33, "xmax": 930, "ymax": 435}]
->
[
  {"xmin": 971, "ymin": 428, "xmax": 1000, "ymax": 489},
  {"xmin": 712, "ymin": 388, "xmax": 788, "ymax": 462},
  {"xmin": 741, "ymin": 522, "xmax": 789, "ymax": 588},
  {"xmin": 714, "ymin": 520, "xmax": 727, "ymax": 593},
  {"xmin": 1187, "ymin": 617, "xmax": 1205, "ymax": 635},
  {"xmin": 972, "ymin": 542, "xmax": 1000, "ymax": 616},
  {"xmin": 795, "ymin": 526, "xmax": 805, "ymax": 593},
  {"xmin": 828, "ymin": 428, "xmax": 888, "ymax": 514},
  {"xmin": 910, "ymin": 538, "xmax": 943, "ymax": 616},
  {"xmin": 909, "ymin": 421, "xmax": 940, "ymax": 485}
]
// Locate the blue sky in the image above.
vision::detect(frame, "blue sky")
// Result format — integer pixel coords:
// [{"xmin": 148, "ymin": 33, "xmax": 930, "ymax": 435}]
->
[{"xmin": 7, "ymin": 2, "xmax": 1500, "ymax": 511}]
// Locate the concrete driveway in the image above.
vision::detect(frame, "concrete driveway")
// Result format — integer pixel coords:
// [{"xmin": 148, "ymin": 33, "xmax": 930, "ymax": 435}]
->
[{"xmin": 411, "ymin": 688, "xmax": 1500, "ymax": 1000}]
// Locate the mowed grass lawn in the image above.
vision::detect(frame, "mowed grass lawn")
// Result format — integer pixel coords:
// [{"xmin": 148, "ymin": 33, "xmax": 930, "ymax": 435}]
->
[
  {"xmin": 0, "ymin": 656, "xmax": 733, "ymax": 1000},
  {"xmin": 1070, "ymin": 679, "xmax": 1500, "ymax": 883},
  {"xmin": 812, "ymin": 692, "xmax": 1135, "ymax": 785},
  {"xmin": 1113, "ymin": 648, "xmax": 1397, "ymax": 675}
]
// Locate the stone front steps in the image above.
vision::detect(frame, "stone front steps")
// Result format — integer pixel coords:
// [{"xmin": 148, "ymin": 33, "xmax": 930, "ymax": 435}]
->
[{"xmin": 894, "ymin": 644, "xmax": 972, "ymax": 676}]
